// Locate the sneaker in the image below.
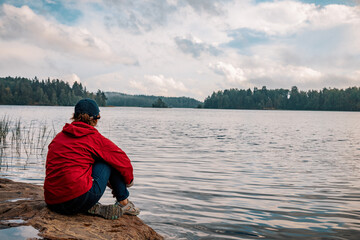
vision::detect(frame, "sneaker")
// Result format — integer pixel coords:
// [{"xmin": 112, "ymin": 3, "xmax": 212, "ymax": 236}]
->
[
  {"xmin": 87, "ymin": 202, "xmax": 123, "ymax": 220},
  {"xmin": 116, "ymin": 200, "xmax": 140, "ymax": 216}
]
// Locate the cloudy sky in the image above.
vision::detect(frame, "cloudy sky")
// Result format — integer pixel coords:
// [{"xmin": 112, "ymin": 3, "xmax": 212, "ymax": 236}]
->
[{"xmin": 0, "ymin": 0, "xmax": 359, "ymax": 100}]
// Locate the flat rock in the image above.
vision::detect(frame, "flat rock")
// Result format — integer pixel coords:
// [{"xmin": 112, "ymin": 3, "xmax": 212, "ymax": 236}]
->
[{"xmin": 0, "ymin": 178, "xmax": 163, "ymax": 240}]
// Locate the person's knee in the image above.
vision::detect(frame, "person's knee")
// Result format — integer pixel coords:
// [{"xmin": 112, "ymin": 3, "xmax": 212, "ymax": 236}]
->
[
  {"xmin": 91, "ymin": 161, "xmax": 112, "ymax": 196},
  {"xmin": 92, "ymin": 161, "xmax": 111, "ymax": 180}
]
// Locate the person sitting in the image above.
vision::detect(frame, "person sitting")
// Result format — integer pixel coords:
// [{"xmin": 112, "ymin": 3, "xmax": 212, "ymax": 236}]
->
[{"xmin": 44, "ymin": 98, "xmax": 139, "ymax": 219}]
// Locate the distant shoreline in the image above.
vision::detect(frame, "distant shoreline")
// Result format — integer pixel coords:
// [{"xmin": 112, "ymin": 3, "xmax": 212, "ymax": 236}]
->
[
  {"xmin": 1, "ymin": 104, "xmax": 359, "ymax": 112},
  {"xmin": 1, "ymin": 76, "xmax": 360, "ymax": 111}
]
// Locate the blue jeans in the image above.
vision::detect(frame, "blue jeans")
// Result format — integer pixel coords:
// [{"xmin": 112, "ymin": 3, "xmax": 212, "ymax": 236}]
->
[{"xmin": 47, "ymin": 161, "xmax": 129, "ymax": 215}]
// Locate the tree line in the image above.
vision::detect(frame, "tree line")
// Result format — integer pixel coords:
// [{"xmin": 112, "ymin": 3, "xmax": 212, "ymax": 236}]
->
[
  {"xmin": 105, "ymin": 92, "xmax": 201, "ymax": 108},
  {"xmin": 0, "ymin": 76, "xmax": 107, "ymax": 106},
  {"xmin": 2, "ymin": 76, "xmax": 360, "ymax": 111},
  {"xmin": 203, "ymin": 86, "xmax": 360, "ymax": 111}
]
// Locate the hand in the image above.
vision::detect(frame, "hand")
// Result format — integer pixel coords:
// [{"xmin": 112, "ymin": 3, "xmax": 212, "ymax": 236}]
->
[{"xmin": 126, "ymin": 180, "xmax": 134, "ymax": 188}]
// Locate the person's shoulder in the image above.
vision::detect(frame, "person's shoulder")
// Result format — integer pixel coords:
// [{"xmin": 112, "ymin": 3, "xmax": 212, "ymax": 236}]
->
[
  {"xmin": 96, "ymin": 134, "xmax": 120, "ymax": 150},
  {"xmin": 92, "ymin": 130, "xmax": 109, "ymax": 144}
]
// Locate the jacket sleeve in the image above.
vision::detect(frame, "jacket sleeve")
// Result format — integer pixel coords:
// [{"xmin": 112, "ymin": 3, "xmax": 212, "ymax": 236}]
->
[{"xmin": 95, "ymin": 134, "xmax": 134, "ymax": 184}]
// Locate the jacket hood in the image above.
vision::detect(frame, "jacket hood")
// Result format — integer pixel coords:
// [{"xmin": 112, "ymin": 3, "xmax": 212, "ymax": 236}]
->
[{"xmin": 62, "ymin": 122, "xmax": 97, "ymax": 137}]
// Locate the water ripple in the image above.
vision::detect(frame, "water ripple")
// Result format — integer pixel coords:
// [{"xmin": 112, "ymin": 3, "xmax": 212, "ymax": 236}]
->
[{"xmin": 1, "ymin": 107, "xmax": 360, "ymax": 239}]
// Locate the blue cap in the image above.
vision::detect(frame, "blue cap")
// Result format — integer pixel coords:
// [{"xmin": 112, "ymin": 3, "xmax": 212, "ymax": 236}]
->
[{"xmin": 74, "ymin": 99, "xmax": 100, "ymax": 119}]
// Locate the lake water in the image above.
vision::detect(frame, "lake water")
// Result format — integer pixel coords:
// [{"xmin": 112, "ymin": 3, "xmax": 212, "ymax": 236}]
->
[{"xmin": 1, "ymin": 105, "xmax": 360, "ymax": 239}]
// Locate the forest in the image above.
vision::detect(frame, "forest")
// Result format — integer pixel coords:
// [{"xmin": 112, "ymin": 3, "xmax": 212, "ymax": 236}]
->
[
  {"xmin": 2, "ymin": 76, "xmax": 360, "ymax": 111},
  {"xmin": 203, "ymin": 86, "xmax": 360, "ymax": 111},
  {"xmin": 0, "ymin": 76, "xmax": 107, "ymax": 106},
  {"xmin": 105, "ymin": 92, "xmax": 201, "ymax": 108}
]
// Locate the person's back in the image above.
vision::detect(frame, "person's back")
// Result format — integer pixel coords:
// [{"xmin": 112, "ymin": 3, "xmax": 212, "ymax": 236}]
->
[
  {"xmin": 45, "ymin": 122, "xmax": 103, "ymax": 204},
  {"xmin": 44, "ymin": 98, "xmax": 139, "ymax": 219}
]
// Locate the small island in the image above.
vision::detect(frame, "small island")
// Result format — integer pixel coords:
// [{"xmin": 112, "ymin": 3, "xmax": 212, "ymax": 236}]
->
[{"xmin": 152, "ymin": 98, "xmax": 168, "ymax": 108}]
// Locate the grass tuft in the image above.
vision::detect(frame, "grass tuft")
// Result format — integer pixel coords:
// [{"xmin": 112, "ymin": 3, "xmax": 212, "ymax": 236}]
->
[{"xmin": 0, "ymin": 116, "xmax": 55, "ymax": 162}]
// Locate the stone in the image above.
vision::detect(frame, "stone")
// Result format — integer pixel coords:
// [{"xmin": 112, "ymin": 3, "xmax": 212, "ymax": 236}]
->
[{"xmin": 0, "ymin": 178, "xmax": 163, "ymax": 240}]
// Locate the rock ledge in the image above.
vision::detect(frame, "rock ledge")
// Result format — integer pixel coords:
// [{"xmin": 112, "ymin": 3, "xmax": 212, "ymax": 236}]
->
[{"xmin": 0, "ymin": 178, "xmax": 163, "ymax": 240}]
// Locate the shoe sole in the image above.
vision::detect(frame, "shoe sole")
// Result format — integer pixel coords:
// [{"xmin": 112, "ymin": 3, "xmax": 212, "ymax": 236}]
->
[{"xmin": 89, "ymin": 204, "xmax": 123, "ymax": 220}]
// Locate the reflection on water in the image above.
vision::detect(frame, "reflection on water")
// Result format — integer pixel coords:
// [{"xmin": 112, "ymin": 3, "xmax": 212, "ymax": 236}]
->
[
  {"xmin": 0, "ymin": 226, "xmax": 39, "ymax": 240},
  {"xmin": 1, "ymin": 219, "xmax": 25, "ymax": 224},
  {"xmin": 4, "ymin": 198, "xmax": 32, "ymax": 203},
  {"xmin": 1, "ymin": 106, "xmax": 360, "ymax": 239}
]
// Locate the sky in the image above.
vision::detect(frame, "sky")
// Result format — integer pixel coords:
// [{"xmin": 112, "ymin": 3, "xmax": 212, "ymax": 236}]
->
[{"xmin": 0, "ymin": 0, "xmax": 359, "ymax": 101}]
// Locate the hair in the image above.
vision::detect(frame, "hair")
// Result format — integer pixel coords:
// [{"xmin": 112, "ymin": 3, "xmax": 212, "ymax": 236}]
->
[{"xmin": 71, "ymin": 113, "xmax": 98, "ymax": 127}]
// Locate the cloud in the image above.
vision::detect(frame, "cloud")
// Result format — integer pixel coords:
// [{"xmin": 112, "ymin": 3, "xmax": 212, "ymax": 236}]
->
[
  {"xmin": 209, "ymin": 62, "xmax": 246, "ymax": 84},
  {"xmin": 61, "ymin": 73, "xmax": 81, "ymax": 86},
  {"xmin": 220, "ymin": 2, "xmax": 360, "ymax": 88},
  {"xmin": 84, "ymin": 72, "xmax": 127, "ymax": 92},
  {"xmin": 0, "ymin": 4, "xmax": 136, "ymax": 64},
  {"xmin": 184, "ymin": 0, "xmax": 229, "ymax": 15},
  {"xmin": 174, "ymin": 34, "xmax": 221, "ymax": 58},
  {"xmin": 209, "ymin": 59, "xmax": 323, "ymax": 89},
  {"xmin": 129, "ymin": 80, "xmax": 148, "ymax": 93},
  {"xmin": 226, "ymin": 1, "xmax": 360, "ymax": 36},
  {"xmin": 130, "ymin": 75, "xmax": 188, "ymax": 96},
  {"xmin": 102, "ymin": 0, "xmax": 232, "ymax": 34},
  {"xmin": 226, "ymin": 28, "xmax": 271, "ymax": 50},
  {"xmin": 225, "ymin": 1, "xmax": 314, "ymax": 36},
  {"xmin": 307, "ymin": 4, "xmax": 360, "ymax": 30},
  {"xmin": 103, "ymin": 0, "xmax": 177, "ymax": 34},
  {"xmin": 1, "ymin": 0, "xmax": 360, "ymax": 100}
]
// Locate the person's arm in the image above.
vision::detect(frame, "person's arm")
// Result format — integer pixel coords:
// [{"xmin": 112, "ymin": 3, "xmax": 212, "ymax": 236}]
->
[{"xmin": 95, "ymin": 135, "xmax": 134, "ymax": 184}]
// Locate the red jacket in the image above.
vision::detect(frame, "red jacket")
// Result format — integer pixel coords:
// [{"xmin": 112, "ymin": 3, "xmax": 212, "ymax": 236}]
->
[{"xmin": 44, "ymin": 121, "xmax": 133, "ymax": 205}]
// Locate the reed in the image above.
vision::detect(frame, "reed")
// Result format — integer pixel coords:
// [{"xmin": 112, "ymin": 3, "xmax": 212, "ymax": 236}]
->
[
  {"xmin": 0, "ymin": 115, "xmax": 10, "ymax": 144},
  {"xmin": 0, "ymin": 116, "xmax": 55, "ymax": 162},
  {"xmin": 11, "ymin": 119, "xmax": 22, "ymax": 156}
]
